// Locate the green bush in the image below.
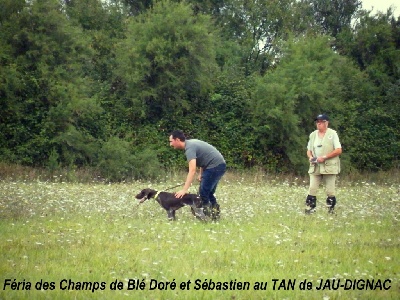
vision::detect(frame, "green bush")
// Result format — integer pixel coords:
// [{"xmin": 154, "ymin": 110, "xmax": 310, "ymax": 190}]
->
[{"xmin": 97, "ymin": 137, "xmax": 163, "ymax": 182}]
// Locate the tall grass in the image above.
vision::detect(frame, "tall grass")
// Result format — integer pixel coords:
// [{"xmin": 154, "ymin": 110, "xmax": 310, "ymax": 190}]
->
[
  {"xmin": 0, "ymin": 173, "xmax": 399, "ymax": 299},
  {"xmin": 2, "ymin": 162, "xmax": 400, "ymax": 185}
]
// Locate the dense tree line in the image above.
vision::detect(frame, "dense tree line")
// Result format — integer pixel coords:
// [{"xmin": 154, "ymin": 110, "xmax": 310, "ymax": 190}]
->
[{"xmin": 0, "ymin": 0, "xmax": 399, "ymax": 181}]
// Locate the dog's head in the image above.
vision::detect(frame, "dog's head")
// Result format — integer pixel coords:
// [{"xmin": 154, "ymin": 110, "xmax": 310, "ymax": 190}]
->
[{"xmin": 135, "ymin": 189, "xmax": 158, "ymax": 203}]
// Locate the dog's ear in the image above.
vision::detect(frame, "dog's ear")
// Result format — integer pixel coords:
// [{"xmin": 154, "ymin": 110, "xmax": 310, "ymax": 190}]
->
[{"xmin": 146, "ymin": 189, "xmax": 158, "ymax": 199}]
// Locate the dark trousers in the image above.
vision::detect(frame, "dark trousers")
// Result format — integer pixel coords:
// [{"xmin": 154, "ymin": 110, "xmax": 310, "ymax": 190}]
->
[{"xmin": 199, "ymin": 163, "xmax": 226, "ymax": 206}]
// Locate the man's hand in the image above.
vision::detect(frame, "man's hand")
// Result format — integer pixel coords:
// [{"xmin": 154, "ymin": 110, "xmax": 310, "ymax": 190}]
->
[
  {"xmin": 309, "ymin": 157, "xmax": 317, "ymax": 164},
  {"xmin": 175, "ymin": 190, "xmax": 188, "ymax": 198}
]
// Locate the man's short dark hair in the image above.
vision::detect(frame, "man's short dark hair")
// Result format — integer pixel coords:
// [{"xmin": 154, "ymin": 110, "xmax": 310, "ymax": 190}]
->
[{"xmin": 170, "ymin": 130, "xmax": 186, "ymax": 141}]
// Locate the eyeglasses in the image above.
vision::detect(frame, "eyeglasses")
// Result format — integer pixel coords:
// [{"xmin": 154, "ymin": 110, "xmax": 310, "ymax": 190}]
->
[{"xmin": 315, "ymin": 120, "xmax": 327, "ymax": 124}]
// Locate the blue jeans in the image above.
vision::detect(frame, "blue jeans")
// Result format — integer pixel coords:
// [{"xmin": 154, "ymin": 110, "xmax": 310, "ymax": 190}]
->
[{"xmin": 199, "ymin": 163, "xmax": 226, "ymax": 206}]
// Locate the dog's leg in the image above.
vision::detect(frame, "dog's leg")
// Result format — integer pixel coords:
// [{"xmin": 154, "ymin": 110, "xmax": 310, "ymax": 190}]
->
[
  {"xmin": 167, "ymin": 209, "xmax": 175, "ymax": 221},
  {"xmin": 167, "ymin": 209, "xmax": 177, "ymax": 221},
  {"xmin": 191, "ymin": 205, "xmax": 207, "ymax": 221}
]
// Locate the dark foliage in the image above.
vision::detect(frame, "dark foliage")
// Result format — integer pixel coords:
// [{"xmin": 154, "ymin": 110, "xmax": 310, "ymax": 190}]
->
[{"xmin": 0, "ymin": 0, "xmax": 398, "ymax": 180}]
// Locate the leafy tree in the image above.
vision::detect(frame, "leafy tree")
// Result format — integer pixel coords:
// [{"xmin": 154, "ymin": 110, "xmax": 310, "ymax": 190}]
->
[
  {"xmin": 302, "ymin": 0, "xmax": 361, "ymax": 37},
  {"xmin": 0, "ymin": 0, "xmax": 25, "ymax": 25},
  {"xmin": 338, "ymin": 9, "xmax": 399, "ymax": 83},
  {"xmin": 250, "ymin": 35, "xmax": 372, "ymax": 173},
  {"xmin": 0, "ymin": 0, "xmax": 102, "ymax": 166},
  {"xmin": 115, "ymin": 0, "xmax": 154, "ymax": 16},
  {"xmin": 97, "ymin": 136, "xmax": 162, "ymax": 181},
  {"xmin": 336, "ymin": 10, "xmax": 400, "ymax": 170},
  {"xmin": 63, "ymin": 0, "xmax": 128, "ymax": 138},
  {"xmin": 116, "ymin": 0, "xmax": 219, "ymax": 125},
  {"xmin": 187, "ymin": 0, "xmax": 226, "ymax": 16},
  {"xmin": 1, "ymin": 0, "xmax": 399, "ymax": 177},
  {"xmin": 157, "ymin": 66, "xmax": 259, "ymax": 169},
  {"xmin": 64, "ymin": 0, "xmax": 108, "ymax": 30},
  {"xmin": 216, "ymin": 0, "xmax": 296, "ymax": 75}
]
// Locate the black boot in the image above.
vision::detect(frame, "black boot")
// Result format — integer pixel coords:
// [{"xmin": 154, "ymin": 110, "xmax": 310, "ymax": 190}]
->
[
  {"xmin": 326, "ymin": 196, "xmax": 337, "ymax": 213},
  {"xmin": 305, "ymin": 195, "xmax": 317, "ymax": 214},
  {"xmin": 200, "ymin": 197, "xmax": 211, "ymax": 216},
  {"xmin": 202, "ymin": 201, "xmax": 211, "ymax": 217},
  {"xmin": 211, "ymin": 203, "xmax": 220, "ymax": 221}
]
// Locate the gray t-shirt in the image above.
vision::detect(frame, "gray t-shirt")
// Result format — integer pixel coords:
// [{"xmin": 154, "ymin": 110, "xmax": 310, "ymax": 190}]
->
[{"xmin": 185, "ymin": 139, "xmax": 225, "ymax": 169}]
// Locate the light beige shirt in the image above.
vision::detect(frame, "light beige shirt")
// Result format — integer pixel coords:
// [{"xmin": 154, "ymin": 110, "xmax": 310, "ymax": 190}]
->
[{"xmin": 307, "ymin": 128, "xmax": 342, "ymax": 174}]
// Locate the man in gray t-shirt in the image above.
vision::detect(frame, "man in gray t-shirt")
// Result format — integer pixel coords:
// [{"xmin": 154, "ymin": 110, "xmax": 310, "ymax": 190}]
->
[
  {"xmin": 185, "ymin": 139, "xmax": 225, "ymax": 170},
  {"xmin": 169, "ymin": 130, "xmax": 226, "ymax": 220}
]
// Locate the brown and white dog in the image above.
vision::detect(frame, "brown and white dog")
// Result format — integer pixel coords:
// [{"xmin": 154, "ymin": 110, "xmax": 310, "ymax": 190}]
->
[{"xmin": 135, "ymin": 188, "xmax": 206, "ymax": 221}]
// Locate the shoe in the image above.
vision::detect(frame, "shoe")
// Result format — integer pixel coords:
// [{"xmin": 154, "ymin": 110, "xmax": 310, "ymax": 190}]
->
[
  {"xmin": 326, "ymin": 197, "xmax": 336, "ymax": 214},
  {"xmin": 202, "ymin": 203, "xmax": 211, "ymax": 217},
  {"xmin": 305, "ymin": 207, "xmax": 316, "ymax": 214},
  {"xmin": 211, "ymin": 203, "xmax": 220, "ymax": 220}
]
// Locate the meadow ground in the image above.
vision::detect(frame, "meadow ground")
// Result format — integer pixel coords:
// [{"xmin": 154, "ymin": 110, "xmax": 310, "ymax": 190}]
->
[{"xmin": 0, "ymin": 173, "xmax": 399, "ymax": 299}]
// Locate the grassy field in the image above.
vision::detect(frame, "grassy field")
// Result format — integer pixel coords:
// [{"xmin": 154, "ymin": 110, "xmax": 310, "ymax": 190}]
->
[{"xmin": 0, "ymin": 173, "xmax": 399, "ymax": 299}]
